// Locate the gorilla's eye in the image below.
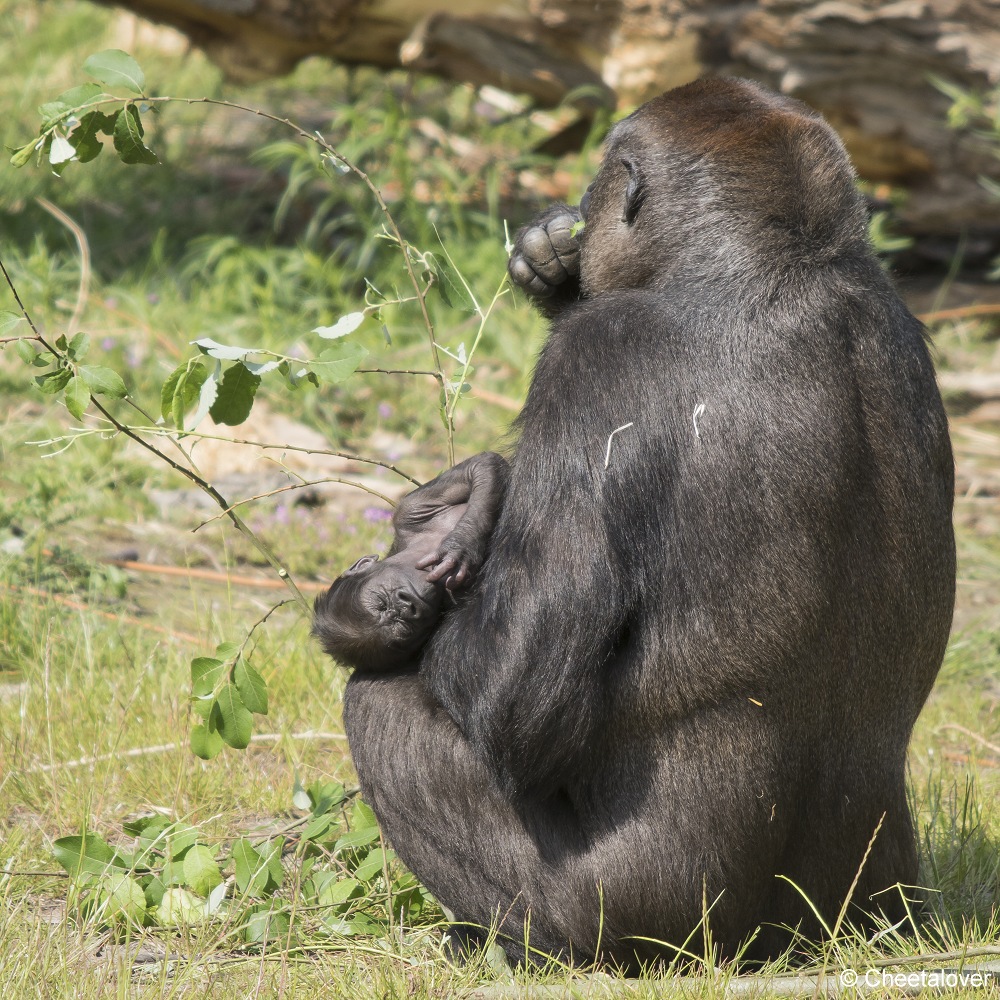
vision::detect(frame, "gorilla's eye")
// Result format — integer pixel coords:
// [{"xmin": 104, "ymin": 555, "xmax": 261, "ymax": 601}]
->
[{"xmin": 620, "ymin": 156, "xmax": 646, "ymax": 225}]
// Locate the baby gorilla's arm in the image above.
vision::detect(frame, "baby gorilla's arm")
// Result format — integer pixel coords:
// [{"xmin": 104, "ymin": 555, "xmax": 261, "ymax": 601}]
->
[{"xmin": 410, "ymin": 452, "xmax": 509, "ymax": 589}]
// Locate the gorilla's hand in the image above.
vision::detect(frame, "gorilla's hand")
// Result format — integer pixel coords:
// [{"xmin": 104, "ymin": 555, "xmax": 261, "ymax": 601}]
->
[
  {"xmin": 416, "ymin": 537, "xmax": 482, "ymax": 591},
  {"xmin": 508, "ymin": 204, "xmax": 582, "ymax": 315}
]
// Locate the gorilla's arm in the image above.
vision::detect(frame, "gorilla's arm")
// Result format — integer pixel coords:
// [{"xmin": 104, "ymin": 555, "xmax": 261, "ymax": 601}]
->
[
  {"xmin": 420, "ymin": 303, "xmax": 647, "ymax": 798},
  {"xmin": 508, "ymin": 204, "xmax": 583, "ymax": 318},
  {"xmin": 411, "ymin": 452, "xmax": 510, "ymax": 589}
]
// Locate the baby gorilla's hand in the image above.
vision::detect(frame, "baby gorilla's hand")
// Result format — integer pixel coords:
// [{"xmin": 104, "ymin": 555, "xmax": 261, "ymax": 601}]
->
[
  {"xmin": 415, "ymin": 541, "xmax": 478, "ymax": 591},
  {"xmin": 508, "ymin": 204, "xmax": 582, "ymax": 300}
]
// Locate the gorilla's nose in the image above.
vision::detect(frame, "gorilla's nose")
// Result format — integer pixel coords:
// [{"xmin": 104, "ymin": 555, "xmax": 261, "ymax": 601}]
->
[{"xmin": 395, "ymin": 589, "xmax": 417, "ymax": 618}]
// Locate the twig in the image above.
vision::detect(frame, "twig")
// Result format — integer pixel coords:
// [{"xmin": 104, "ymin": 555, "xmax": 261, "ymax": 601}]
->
[
  {"xmin": 136, "ymin": 426, "xmax": 421, "ymax": 486},
  {"xmin": 239, "ymin": 598, "xmax": 295, "ymax": 656},
  {"xmin": 0, "ymin": 255, "xmax": 311, "ymax": 614},
  {"xmin": 0, "ymin": 581, "xmax": 201, "ymax": 643},
  {"xmin": 36, "ymin": 197, "xmax": 90, "ymax": 335},
  {"xmin": 356, "ymin": 368, "xmax": 440, "ymax": 378},
  {"xmin": 937, "ymin": 722, "xmax": 1000, "ymax": 757},
  {"xmin": 162, "ymin": 95, "xmax": 450, "ymax": 460},
  {"xmin": 918, "ymin": 303, "xmax": 1000, "ymax": 324},
  {"xmin": 24, "ymin": 730, "xmax": 348, "ymax": 774},
  {"xmin": 104, "ymin": 558, "xmax": 329, "ymax": 592},
  {"xmin": 194, "ymin": 476, "xmax": 398, "ymax": 531}
]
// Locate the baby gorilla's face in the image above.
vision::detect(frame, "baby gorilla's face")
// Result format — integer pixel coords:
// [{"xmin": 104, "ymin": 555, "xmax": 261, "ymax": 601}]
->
[{"xmin": 346, "ymin": 556, "xmax": 444, "ymax": 651}]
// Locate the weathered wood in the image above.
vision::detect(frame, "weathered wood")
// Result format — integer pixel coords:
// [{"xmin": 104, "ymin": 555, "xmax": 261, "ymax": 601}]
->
[{"xmin": 97, "ymin": 0, "xmax": 1000, "ymax": 235}]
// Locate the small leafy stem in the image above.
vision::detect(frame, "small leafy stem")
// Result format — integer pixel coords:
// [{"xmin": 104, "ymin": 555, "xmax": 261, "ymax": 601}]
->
[
  {"xmin": 0, "ymin": 256, "xmax": 311, "ymax": 614},
  {"xmin": 24, "ymin": 89, "xmax": 455, "ymax": 464}
]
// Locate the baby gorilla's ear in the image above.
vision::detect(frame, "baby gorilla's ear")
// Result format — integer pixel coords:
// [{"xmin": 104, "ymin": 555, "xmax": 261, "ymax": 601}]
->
[{"xmin": 344, "ymin": 554, "xmax": 379, "ymax": 575}]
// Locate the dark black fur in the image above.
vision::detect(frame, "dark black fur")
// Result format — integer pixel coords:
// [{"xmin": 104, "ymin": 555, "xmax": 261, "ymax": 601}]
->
[
  {"xmin": 341, "ymin": 78, "xmax": 956, "ymax": 967},
  {"xmin": 313, "ymin": 452, "xmax": 508, "ymax": 671}
]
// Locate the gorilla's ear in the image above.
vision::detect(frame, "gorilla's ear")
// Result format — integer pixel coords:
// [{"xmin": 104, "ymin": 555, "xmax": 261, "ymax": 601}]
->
[{"xmin": 621, "ymin": 157, "xmax": 646, "ymax": 225}]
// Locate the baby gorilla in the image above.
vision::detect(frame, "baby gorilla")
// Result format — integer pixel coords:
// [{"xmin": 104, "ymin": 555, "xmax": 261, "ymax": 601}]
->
[{"xmin": 312, "ymin": 452, "xmax": 509, "ymax": 672}]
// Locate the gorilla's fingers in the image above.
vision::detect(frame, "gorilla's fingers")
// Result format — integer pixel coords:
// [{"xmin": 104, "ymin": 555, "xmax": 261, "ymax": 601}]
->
[
  {"xmin": 546, "ymin": 215, "xmax": 582, "ymax": 270},
  {"xmin": 509, "ymin": 256, "xmax": 555, "ymax": 298},
  {"xmin": 519, "ymin": 228, "xmax": 570, "ymax": 285}
]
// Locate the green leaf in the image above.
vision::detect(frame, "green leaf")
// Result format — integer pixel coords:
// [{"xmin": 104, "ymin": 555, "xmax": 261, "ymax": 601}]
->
[
  {"xmin": 240, "ymin": 904, "xmax": 289, "ymax": 944},
  {"xmin": 99, "ymin": 873, "xmax": 147, "ymax": 924},
  {"xmin": 56, "ymin": 83, "xmax": 104, "ymax": 108},
  {"xmin": 209, "ymin": 363, "xmax": 260, "ymax": 426},
  {"xmin": 215, "ymin": 640, "xmax": 241, "ymax": 659},
  {"xmin": 35, "ymin": 368, "xmax": 72, "ymax": 394},
  {"xmin": 15, "ymin": 340, "xmax": 35, "ymax": 364},
  {"xmin": 352, "ymin": 798, "xmax": 379, "ymax": 830},
  {"xmin": 69, "ymin": 111, "xmax": 113, "ymax": 164},
  {"xmin": 113, "ymin": 104, "xmax": 157, "ymax": 165},
  {"xmin": 53, "ymin": 834, "xmax": 129, "ymax": 877},
  {"xmin": 191, "ymin": 337, "xmax": 262, "ymax": 361},
  {"xmin": 310, "ymin": 781, "xmax": 346, "ymax": 814},
  {"xmin": 9, "ymin": 141, "xmax": 39, "ymax": 168},
  {"xmin": 312, "ymin": 874, "xmax": 360, "ymax": 908},
  {"xmin": 216, "ymin": 682, "xmax": 253, "ymax": 749},
  {"xmin": 333, "ymin": 827, "xmax": 380, "ymax": 853},
  {"xmin": 307, "ymin": 343, "xmax": 368, "ymax": 384},
  {"xmin": 313, "ymin": 312, "xmax": 365, "ymax": 339},
  {"xmin": 190, "ymin": 723, "xmax": 223, "ymax": 760},
  {"xmin": 156, "ymin": 887, "xmax": 205, "ymax": 926},
  {"xmin": 424, "ymin": 252, "xmax": 475, "ymax": 312},
  {"xmin": 83, "ymin": 50, "xmax": 146, "ymax": 95},
  {"xmin": 188, "ymin": 362, "xmax": 220, "ymax": 430},
  {"xmin": 64, "ymin": 375, "xmax": 91, "ymax": 420},
  {"xmin": 302, "ymin": 812, "xmax": 334, "ymax": 842},
  {"xmin": 67, "ymin": 332, "xmax": 90, "ymax": 361},
  {"xmin": 38, "ymin": 101, "xmax": 72, "ymax": 130},
  {"xmin": 1, "ymin": 311, "xmax": 26, "ymax": 337},
  {"xmin": 163, "ymin": 823, "xmax": 199, "ymax": 859},
  {"xmin": 292, "ymin": 775, "xmax": 311, "ymax": 812},
  {"xmin": 231, "ymin": 839, "xmax": 265, "ymax": 895},
  {"xmin": 263, "ymin": 839, "xmax": 284, "ymax": 886},
  {"xmin": 354, "ymin": 847, "xmax": 395, "ymax": 882},
  {"xmin": 161, "ymin": 360, "xmax": 208, "ymax": 427},
  {"xmin": 182, "ymin": 844, "xmax": 222, "ymax": 896},
  {"xmin": 79, "ymin": 365, "xmax": 126, "ymax": 398},
  {"xmin": 234, "ymin": 658, "xmax": 267, "ymax": 715},
  {"xmin": 190, "ymin": 655, "xmax": 226, "ymax": 697}
]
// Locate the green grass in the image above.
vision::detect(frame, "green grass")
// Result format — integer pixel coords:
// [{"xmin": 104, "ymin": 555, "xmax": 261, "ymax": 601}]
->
[{"xmin": 2, "ymin": 0, "xmax": 1000, "ymax": 995}]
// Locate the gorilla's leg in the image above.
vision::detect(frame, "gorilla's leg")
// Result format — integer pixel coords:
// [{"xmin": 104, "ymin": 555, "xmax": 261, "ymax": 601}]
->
[{"xmin": 342, "ymin": 671, "xmax": 602, "ymax": 964}]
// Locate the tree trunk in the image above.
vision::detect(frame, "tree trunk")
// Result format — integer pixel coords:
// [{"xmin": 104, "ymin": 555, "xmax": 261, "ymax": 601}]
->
[{"xmin": 99, "ymin": 0, "xmax": 1000, "ymax": 238}]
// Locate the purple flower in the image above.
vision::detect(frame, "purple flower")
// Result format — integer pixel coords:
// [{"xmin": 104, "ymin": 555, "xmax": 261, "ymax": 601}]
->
[
  {"xmin": 363, "ymin": 507, "xmax": 393, "ymax": 523},
  {"xmin": 378, "ymin": 403, "xmax": 393, "ymax": 419},
  {"xmin": 101, "ymin": 337, "xmax": 115, "ymax": 351},
  {"xmin": 274, "ymin": 504, "xmax": 290, "ymax": 525}
]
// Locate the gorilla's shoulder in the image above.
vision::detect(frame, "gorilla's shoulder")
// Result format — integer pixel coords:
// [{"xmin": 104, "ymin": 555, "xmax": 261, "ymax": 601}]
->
[{"xmin": 543, "ymin": 289, "xmax": 684, "ymax": 359}]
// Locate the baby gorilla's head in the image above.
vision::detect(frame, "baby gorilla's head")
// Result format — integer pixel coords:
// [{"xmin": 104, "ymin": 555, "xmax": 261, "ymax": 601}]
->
[{"xmin": 312, "ymin": 555, "xmax": 444, "ymax": 672}]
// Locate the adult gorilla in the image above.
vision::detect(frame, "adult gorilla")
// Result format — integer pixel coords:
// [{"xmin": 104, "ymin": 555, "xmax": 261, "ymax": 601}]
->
[{"xmin": 340, "ymin": 77, "xmax": 955, "ymax": 966}]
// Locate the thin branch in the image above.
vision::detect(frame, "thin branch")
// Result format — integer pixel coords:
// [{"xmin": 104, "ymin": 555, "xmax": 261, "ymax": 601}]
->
[
  {"xmin": 162, "ymin": 95, "xmax": 451, "ymax": 460},
  {"xmin": 104, "ymin": 558, "xmax": 329, "ymax": 592},
  {"xmin": 136, "ymin": 425, "xmax": 420, "ymax": 486},
  {"xmin": 194, "ymin": 476, "xmax": 398, "ymax": 531},
  {"xmin": 918, "ymin": 303, "xmax": 1000, "ymax": 324},
  {"xmin": 937, "ymin": 722, "xmax": 1000, "ymax": 757},
  {"xmin": 24, "ymin": 730, "xmax": 348, "ymax": 774},
  {"xmin": 240, "ymin": 598, "xmax": 296, "ymax": 656},
  {"xmin": 356, "ymin": 368, "xmax": 441, "ymax": 378},
  {"xmin": 0, "ymin": 255, "xmax": 311, "ymax": 614},
  {"xmin": 36, "ymin": 197, "xmax": 90, "ymax": 335}
]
